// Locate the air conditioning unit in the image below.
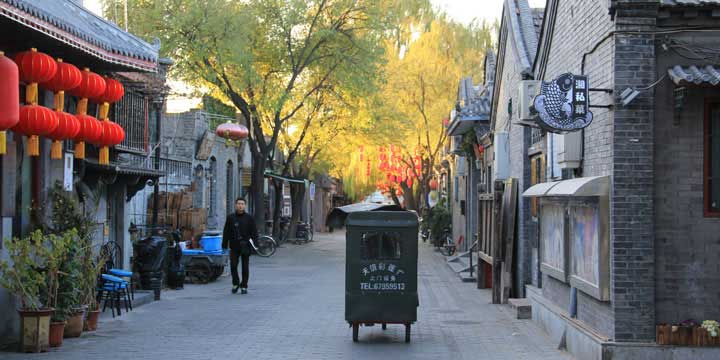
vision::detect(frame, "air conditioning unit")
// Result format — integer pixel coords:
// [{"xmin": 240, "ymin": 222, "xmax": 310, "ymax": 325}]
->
[
  {"xmin": 494, "ymin": 131, "xmax": 510, "ymax": 180},
  {"xmin": 518, "ymin": 80, "xmax": 541, "ymax": 121}
]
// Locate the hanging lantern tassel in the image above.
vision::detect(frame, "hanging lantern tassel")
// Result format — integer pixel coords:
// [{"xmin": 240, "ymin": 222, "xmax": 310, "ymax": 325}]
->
[
  {"xmin": 51, "ymin": 140, "xmax": 63, "ymax": 160},
  {"xmin": 75, "ymin": 141, "xmax": 85, "ymax": 159},
  {"xmin": 100, "ymin": 145, "xmax": 109, "ymax": 165},
  {"xmin": 99, "ymin": 102, "xmax": 110, "ymax": 120},
  {"xmin": 28, "ymin": 135, "xmax": 39, "ymax": 156},
  {"xmin": 0, "ymin": 131, "xmax": 6, "ymax": 155},
  {"xmin": 54, "ymin": 91, "xmax": 64, "ymax": 112}
]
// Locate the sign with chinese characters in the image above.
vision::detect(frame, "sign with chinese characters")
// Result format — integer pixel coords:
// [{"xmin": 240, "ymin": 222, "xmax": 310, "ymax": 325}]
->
[
  {"xmin": 63, "ymin": 153, "xmax": 74, "ymax": 191},
  {"xmin": 533, "ymin": 73, "xmax": 593, "ymax": 133},
  {"xmin": 360, "ymin": 262, "xmax": 406, "ymax": 291}
]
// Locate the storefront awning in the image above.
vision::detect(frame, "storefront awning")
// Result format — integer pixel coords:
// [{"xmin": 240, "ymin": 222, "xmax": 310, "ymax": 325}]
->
[
  {"xmin": 522, "ymin": 176, "xmax": 609, "ymax": 198},
  {"xmin": 668, "ymin": 65, "xmax": 720, "ymax": 86},
  {"xmin": 263, "ymin": 170, "xmax": 306, "ymax": 184}
]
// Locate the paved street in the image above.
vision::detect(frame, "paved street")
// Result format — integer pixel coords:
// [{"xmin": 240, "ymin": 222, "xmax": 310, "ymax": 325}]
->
[{"xmin": 5, "ymin": 231, "xmax": 572, "ymax": 360}]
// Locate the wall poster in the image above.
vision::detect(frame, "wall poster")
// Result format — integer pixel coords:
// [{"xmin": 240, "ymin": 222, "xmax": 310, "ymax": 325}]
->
[
  {"xmin": 540, "ymin": 201, "xmax": 567, "ymax": 282},
  {"xmin": 569, "ymin": 200, "xmax": 609, "ymax": 301}
]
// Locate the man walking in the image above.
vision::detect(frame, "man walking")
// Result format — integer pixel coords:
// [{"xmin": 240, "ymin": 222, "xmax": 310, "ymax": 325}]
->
[{"xmin": 222, "ymin": 198, "xmax": 259, "ymax": 294}]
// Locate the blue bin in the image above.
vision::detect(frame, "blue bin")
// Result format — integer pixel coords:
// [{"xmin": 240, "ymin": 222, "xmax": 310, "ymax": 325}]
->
[
  {"xmin": 182, "ymin": 249, "xmax": 203, "ymax": 256},
  {"xmin": 200, "ymin": 235, "xmax": 222, "ymax": 252}
]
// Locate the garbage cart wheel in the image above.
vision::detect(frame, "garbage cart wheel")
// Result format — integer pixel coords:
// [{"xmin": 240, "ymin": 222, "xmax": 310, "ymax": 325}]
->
[
  {"xmin": 352, "ymin": 323, "xmax": 359, "ymax": 342},
  {"xmin": 382, "ymin": 323, "xmax": 387, "ymax": 330},
  {"xmin": 405, "ymin": 324, "xmax": 411, "ymax": 343}
]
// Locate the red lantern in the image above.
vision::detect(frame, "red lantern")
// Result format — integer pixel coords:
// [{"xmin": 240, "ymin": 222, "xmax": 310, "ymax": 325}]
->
[
  {"xmin": 70, "ymin": 68, "xmax": 106, "ymax": 115},
  {"xmin": 0, "ymin": 51, "xmax": 20, "ymax": 155},
  {"xmin": 429, "ymin": 178, "xmax": 439, "ymax": 190},
  {"xmin": 15, "ymin": 105, "xmax": 59, "ymax": 156},
  {"xmin": 98, "ymin": 120, "xmax": 125, "ymax": 165},
  {"xmin": 40, "ymin": 59, "xmax": 81, "ymax": 112},
  {"xmin": 14, "ymin": 48, "xmax": 57, "ymax": 104},
  {"xmin": 47, "ymin": 112, "xmax": 80, "ymax": 159},
  {"xmin": 96, "ymin": 77, "xmax": 124, "ymax": 120},
  {"xmin": 74, "ymin": 114, "xmax": 103, "ymax": 159},
  {"xmin": 215, "ymin": 121, "xmax": 249, "ymax": 142}
]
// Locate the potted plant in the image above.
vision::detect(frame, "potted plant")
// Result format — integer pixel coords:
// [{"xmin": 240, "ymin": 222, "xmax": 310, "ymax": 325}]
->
[
  {"xmin": 46, "ymin": 231, "xmax": 72, "ymax": 347},
  {"xmin": 0, "ymin": 231, "xmax": 52, "ymax": 353},
  {"xmin": 82, "ymin": 252, "xmax": 107, "ymax": 331},
  {"xmin": 43, "ymin": 183, "xmax": 100, "ymax": 334},
  {"xmin": 56, "ymin": 230, "xmax": 86, "ymax": 338}
]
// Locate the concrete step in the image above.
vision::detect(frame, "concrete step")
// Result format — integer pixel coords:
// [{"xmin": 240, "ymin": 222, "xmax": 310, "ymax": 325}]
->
[
  {"xmin": 446, "ymin": 250, "xmax": 470, "ymax": 263},
  {"xmin": 458, "ymin": 271, "xmax": 476, "ymax": 282},
  {"xmin": 508, "ymin": 298, "xmax": 532, "ymax": 319}
]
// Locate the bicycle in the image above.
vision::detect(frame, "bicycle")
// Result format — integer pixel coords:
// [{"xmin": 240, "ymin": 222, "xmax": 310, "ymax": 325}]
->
[
  {"xmin": 294, "ymin": 219, "xmax": 314, "ymax": 244},
  {"xmin": 276, "ymin": 216, "xmax": 291, "ymax": 245},
  {"xmin": 438, "ymin": 227, "xmax": 455, "ymax": 256},
  {"xmin": 250, "ymin": 235, "xmax": 277, "ymax": 257}
]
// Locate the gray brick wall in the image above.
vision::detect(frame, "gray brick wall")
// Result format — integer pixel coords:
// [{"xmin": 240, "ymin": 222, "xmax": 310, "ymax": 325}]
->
[
  {"xmin": 611, "ymin": 1, "xmax": 658, "ymax": 342},
  {"xmin": 537, "ymin": 0, "xmax": 616, "ymax": 339},
  {"xmin": 494, "ymin": 28, "xmax": 534, "ymax": 297},
  {"xmin": 654, "ymin": 30, "xmax": 720, "ymax": 324}
]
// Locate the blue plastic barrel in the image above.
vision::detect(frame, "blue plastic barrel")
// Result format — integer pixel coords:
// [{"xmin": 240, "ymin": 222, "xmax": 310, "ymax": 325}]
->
[{"xmin": 200, "ymin": 235, "xmax": 222, "ymax": 252}]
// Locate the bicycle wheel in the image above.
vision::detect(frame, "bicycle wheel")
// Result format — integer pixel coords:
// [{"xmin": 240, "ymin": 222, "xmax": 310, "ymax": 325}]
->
[
  {"xmin": 307, "ymin": 226, "xmax": 314, "ymax": 242},
  {"xmin": 255, "ymin": 235, "xmax": 277, "ymax": 257}
]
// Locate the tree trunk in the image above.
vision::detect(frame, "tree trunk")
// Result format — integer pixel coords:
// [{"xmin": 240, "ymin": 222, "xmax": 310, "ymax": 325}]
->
[
  {"xmin": 400, "ymin": 183, "xmax": 417, "ymax": 211},
  {"xmin": 271, "ymin": 179, "xmax": 283, "ymax": 237},
  {"xmin": 250, "ymin": 155, "xmax": 267, "ymax": 232},
  {"xmin": 289, "ymin": 182, "xmax": 306, "ymax": 239}
]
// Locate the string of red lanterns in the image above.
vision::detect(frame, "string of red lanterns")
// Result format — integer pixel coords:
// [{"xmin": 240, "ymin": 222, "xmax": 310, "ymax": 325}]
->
[
  {"xmin": 0, "ymin": 48, "xmax": 128, "ymax": 161},
  {"xmin": 0, "ymin": 52, "xmax": 19, "ymax": 155}
]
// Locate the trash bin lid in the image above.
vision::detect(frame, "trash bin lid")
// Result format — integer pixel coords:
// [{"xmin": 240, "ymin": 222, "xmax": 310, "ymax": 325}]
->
[{"xmin": 346, "ymin": 211, "xmax": 418, "ymax": 228}]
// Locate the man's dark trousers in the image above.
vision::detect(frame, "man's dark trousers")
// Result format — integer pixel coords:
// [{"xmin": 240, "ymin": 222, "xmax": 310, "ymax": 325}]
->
[{"xmin": 230, "ymin": 249, "xmax": 250, "ymax": 288}]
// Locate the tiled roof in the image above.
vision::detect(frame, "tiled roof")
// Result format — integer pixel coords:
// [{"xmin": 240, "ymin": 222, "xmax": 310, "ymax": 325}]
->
[
  {"xmin": 660, "ymin": 0, "xmax": 720, "ymax": 6},
  {"xmin": 0, "ymin": 0, "xmax": 158, "ymax": 71},
  {"xmin": 668, "ymin": 65, "xmax": 720, "ymax": 85},
  {"xmin": 503, "ymin": 0, "xmax": 542, "ymax": 76},
  {"xmin": 457, "ymin": 77, "xmax": 491, "ymax": 120},
  {"xmin": 531, "ymin": 8, "xmax": 544, "ymax": 40}
]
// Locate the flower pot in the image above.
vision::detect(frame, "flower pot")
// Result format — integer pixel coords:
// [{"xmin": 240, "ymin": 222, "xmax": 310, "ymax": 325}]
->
[
  {"xmin": 84, "ymin": 310, "xmax": 100, "ymax": 331},
  {"xmin": 656, "ymin": 324, "xmax": 671, "ymax": 345},
  {"xmin": 49, "ymin": 322, "xmax": 65, "ymax": 347},
  {"xmin": 18, "ymin": 308, "xmax": 53, "ymax": 353},
  {"xmin": 63, "ymin": 308, "xmax": 85, "ymax": 338}
]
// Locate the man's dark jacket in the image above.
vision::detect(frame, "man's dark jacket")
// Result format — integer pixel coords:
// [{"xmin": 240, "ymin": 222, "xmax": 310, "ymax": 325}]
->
[{"xmin": 222, "ymin": 211, "xmax": 259, "ymax": 255}]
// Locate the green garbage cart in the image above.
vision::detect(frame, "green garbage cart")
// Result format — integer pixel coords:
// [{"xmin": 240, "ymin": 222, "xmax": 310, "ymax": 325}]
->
[{"xmin": 345, "ymin": 211, "xmax": 419, "ymax": 343}]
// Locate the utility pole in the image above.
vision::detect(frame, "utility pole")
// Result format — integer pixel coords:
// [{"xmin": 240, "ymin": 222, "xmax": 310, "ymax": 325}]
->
[{"xmin": 123, "ymin": 0, "xmax": 128, "ymax": 31}]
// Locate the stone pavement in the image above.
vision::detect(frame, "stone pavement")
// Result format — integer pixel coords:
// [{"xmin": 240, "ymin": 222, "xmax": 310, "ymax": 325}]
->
[{"xmin": 3, "ymin": 230, "xmax": 573, "ymax": 360}]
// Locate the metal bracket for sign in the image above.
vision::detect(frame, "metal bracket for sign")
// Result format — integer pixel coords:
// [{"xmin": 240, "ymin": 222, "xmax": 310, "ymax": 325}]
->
[
  {"xmin": 588, "ymin": 88, "xmax": 613, "ymax": 94},
  {"xmin": 589, "ymin": 104, "xmax": 613, "ymax": 109}
]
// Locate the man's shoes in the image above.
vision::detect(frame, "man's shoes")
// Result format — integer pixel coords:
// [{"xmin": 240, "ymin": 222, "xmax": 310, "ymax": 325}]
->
[
  {"xmin": 232, "ymin": 285, "xmax": 240, "ymax": 294},
  {"xmin": 240, "ymin": 288, "xmax": 248, "ymax": 294}
]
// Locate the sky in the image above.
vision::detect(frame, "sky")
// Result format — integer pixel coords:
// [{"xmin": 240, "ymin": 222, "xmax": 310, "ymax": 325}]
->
[
  {"xmin": 84, "ymin": 0, "xmax": 548, "ymax": 113},
  {"xmin": 431, "ymin": 0, "xmax": 547, "ymax": 25}
]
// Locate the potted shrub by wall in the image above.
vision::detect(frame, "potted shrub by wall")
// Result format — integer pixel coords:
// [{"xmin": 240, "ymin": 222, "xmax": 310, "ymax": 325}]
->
[
  {"xmin": 43, "ymin": 183, "xmax": 99, "ymax": 335},
  {"xmin": 83, "ymin": 253, "xmax": 107, "ymax": 331},
  {"xmin": 58, "ymin": 231, "xmax": 86, "ymax": 338},
  {"xmin": 0, "ymin": 231, "xmax": 53, "ymax": 353},
  {"xmin": 46, "ymin": 231, "xmax": 72, "ymax": 347}
]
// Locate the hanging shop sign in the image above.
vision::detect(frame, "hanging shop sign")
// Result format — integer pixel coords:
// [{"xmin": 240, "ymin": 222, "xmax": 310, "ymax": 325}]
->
[{"xmin": 533, "ymin": 73, "xmax": 593, "ymax": 133}]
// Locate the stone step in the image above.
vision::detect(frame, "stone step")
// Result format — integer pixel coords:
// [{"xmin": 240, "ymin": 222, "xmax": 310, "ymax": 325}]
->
[
  {"xmin": 508, "ymin": 298, "xmax": 532, "ymax": 319},
  {"xmin": 458, "ymin": 271, "xmax": 476, "ymax": 282},
  {"xmin": 446, "ymin": 250, "xmax": 470, "ymax": 263}
]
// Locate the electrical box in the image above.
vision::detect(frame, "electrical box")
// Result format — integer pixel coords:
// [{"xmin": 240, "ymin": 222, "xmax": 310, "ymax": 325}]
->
[
  {"xmin": 518, "ymin": 80, "xmax": 541, "ymax": 121},
  {"xmin": 494, "ymin": 131, "xmax": 510, "ymax": 180}
]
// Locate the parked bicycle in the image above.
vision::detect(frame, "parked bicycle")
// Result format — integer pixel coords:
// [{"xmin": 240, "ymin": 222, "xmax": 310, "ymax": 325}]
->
[
  {"xmin": 276, "ymin": 216, "xmax": 291, "ymax": 245},
  {"xmin": 294, "ymin": 219, "xmax": 314, "ymax": 244},
  {"xmin": 250, "ymin": 235, "xmax": 277, "ymax": 257},
  {"xmin": 438, "ymin": 227, "xmax": 455, "ymax": 256}
]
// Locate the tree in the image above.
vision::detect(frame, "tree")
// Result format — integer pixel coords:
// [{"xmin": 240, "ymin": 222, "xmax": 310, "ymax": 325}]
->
[
  {"xmin": 357, "ymin": 18, "xmax": 494, "ymax": 210},
  {"xmin": 103, "ymin": 0, "xmax": 390, "ymax": 227}
]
